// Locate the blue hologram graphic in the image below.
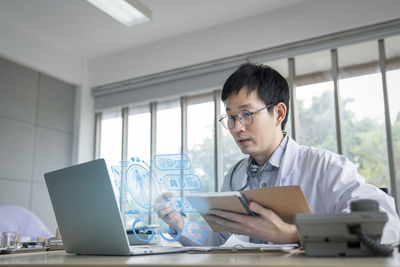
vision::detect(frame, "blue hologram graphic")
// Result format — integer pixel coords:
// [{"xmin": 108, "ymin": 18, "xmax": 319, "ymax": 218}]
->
[
  {"xmin": 166, "ymin": 196, "xmax": 209, "ymax": 214},
  {"xmin": 159, "ymin": 220, "xmax": 181, "ymax": 242},
  {"xmin": 132, "ymin": 219, "xmax": 155, "ymax": 243},
  {"xmin": 125, "ymin": 163, "xmax": 161, "ymax": 209},
  {"xmin": 163, "ymin": 173, "xmax": 201, "ymax": 191},
  {"xmin": 124, "ymin": 208, "xmax": 141, "ymax": 215},
  {"xmin": 110, "ymin": 166, "xmax": 122, "ymax": 191},
  {"xmin": 184, "ymin": 222, "xmax": 208, "ymax": 243},
  {"xmin": 184, "ymin": 196, "xmax": 210, "ymax": 213},
  {"xmin": 154, "ymin": 154, "xmax": 191, "ymax": 171},
  {"xmin": 111, "ymin": 153, "xmax": 210, "ymax": 243}
]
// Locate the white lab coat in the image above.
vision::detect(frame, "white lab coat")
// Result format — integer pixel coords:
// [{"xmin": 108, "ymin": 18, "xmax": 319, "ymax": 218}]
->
[{"xmin": 178, "ymin": 136, "xmax": 400, "ymax": 246}]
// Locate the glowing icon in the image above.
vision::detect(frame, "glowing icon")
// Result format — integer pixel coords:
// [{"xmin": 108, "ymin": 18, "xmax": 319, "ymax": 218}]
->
[
  {"xmin": 125, "ymin": 164, "xmax": 160, "ymax": 209},
  {"xmin": 184, "ymin": 222, "xmax": 207, "ymax": 243},
  {"xmin": 163, "ymin": 174, "xmax": 201, "ymax": 191},
  {"xmin": 154, "ymin": 154, "xmax": 191, "ymax": 171},
  {"xmin": 159, "ymin": 220, "xmax": 181, "ymax": 242},
  {"xmin": 184, "ymin": 196, "xmax": 209, "ymax": 213},
  {"xmin": 132, "ymin": 219, "xmax": 154, "ymax": 243}
]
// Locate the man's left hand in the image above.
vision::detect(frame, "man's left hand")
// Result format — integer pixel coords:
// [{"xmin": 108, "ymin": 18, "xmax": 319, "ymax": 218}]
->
[{"xmin": 204, "ymin": 201, "xmax": 299, "ymax": 244}]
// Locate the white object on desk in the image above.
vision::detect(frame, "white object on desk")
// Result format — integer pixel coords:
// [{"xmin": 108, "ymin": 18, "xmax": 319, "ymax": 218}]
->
[{"xmin": 220, "ymin": 234, "xmax": 298, "ymax": 250}]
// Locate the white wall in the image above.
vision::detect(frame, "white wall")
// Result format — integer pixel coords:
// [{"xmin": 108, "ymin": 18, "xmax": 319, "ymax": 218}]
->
[
  {"xmin": 0, "ymin": 20, "xmax": 82, "ymax": 86},
  {"xmin": 0, "ymin": 57, "xmax": 76, "ymax": 235},
  {"xmin": 90, "ymin": 0, "xmax": 400, "ymax": 87},
  {"xmin": 72, "ymin": 58, "xmax": 95, "ymax": 164},
  {"xmin": 0, "ymin": 19, "xmax": 95, "ymax": 165}
]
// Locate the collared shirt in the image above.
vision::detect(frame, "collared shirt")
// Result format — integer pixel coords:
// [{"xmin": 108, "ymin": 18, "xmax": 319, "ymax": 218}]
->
[
  {"xmin": 247, "ymin": 134, "xmax": 289, "ymax": 190},
  {"xmin": 244, "ymin": 134, "xmax": 289, "ymax": 244}
]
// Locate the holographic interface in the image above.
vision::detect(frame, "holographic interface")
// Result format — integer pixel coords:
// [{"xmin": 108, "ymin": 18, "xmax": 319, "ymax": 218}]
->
[{"xmin": 110, "ymin": 154, "xmax": 208, "ymax": 243}]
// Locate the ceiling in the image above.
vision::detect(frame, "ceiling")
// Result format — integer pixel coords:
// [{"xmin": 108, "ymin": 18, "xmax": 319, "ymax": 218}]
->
[{"xmin": 0, "ymin": 0, "xmax": 308, "ymax": 59}]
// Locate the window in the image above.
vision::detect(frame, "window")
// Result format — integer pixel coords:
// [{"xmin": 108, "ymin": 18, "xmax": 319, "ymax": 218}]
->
[
  {"xmin": 338, "ymin": 41, "xmax": 389, "ymax": 188},
  {"xmin": 125, "ymin": 105, "xmax": 152, "ymax": 226},
  {"xmin": 99, "ymin": 108, "xmax": 122, "ymax": 165},
  {"xmin": 128, "ymin": 105, "xmax": 151, "ymax": 162},
  {"xmin": 264, "ymin": 58, "xmax": 292, "ymax": 137},
  {"xmin": 220, "ymin": 100, "xmax": 245, "ymax": 177},
  {"xmin": 153, "ymin": 99, "xmax": 181, "ymax": 225},
  {"xmin": 385, "ymin": 34, "xmax": 400, "ymax": 199},
  {"xmin": 295, "ymin": 51, "xmax": 337, "ymax": 152},
  {"xmin": 156, "ymin": 99, "xmax": 181, "ymax": 154},
  {"xmin": 187, "ymin": 94, "xmax": 215, "ymax": 193}
]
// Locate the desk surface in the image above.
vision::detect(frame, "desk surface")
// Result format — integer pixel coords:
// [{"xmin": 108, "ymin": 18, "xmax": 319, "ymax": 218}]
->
[{"xmin": 0, "ymin": 249, "xmax": 400, "ymax": 267}]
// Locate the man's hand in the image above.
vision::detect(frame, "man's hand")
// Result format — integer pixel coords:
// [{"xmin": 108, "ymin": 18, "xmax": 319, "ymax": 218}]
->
[
  {"xmin": 153, "ymin": 192, "xmax": 184, "ymax": 232},
  {"xmin": 204, "ymin": 201, "xmax": 299, "ymax": 244}
]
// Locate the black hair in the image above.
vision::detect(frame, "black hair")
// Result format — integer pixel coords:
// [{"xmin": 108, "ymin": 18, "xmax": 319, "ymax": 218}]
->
[{"xmin": 221, "ymin": 63, "xmax": 290, "ymax": 130}]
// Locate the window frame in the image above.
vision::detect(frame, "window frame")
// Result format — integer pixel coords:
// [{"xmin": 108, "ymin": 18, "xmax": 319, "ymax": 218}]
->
[{"xmin": 94, "ymin": 26, "xmax": 400, "ymax": 215}]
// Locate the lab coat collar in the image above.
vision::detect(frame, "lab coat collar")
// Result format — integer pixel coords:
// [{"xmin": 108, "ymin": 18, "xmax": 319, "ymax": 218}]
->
[{"xmin": 276, "ymin": 136, "xmax": 300, "ymax": 183}]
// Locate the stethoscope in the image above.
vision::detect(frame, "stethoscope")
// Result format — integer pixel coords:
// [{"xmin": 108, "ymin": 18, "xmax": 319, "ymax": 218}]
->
[
  {"xmin": 229, "ymin": 132, "xmax": 287, "ymax": 191},
  {"xmin": 229, "ymin": 157, "xmax": 266, "ymax": 191}
]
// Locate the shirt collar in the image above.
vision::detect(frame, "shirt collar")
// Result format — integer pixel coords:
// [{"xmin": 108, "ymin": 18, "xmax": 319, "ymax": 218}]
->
[
  {"xmin": 247, "ymin": 133, "xmax": 289, "ymax": 174},
  {"xmin": 269, "ymin": 133, "xmax": 289, "ymax": 168}
]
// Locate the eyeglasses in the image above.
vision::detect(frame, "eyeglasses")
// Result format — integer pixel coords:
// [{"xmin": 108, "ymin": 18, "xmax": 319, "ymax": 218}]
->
[{"xmin": 219, "ymin": 104, "xmax": 274, "ymax": 129}]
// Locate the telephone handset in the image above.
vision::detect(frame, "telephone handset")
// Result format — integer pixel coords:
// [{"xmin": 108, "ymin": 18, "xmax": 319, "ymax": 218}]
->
[
  {"xmin": 294, "ymin": 199, "xmax": 394, "ymax": 257},
  {"xmin": 348, "ymin": 199, "xmax": 393, "ymax": 256}
]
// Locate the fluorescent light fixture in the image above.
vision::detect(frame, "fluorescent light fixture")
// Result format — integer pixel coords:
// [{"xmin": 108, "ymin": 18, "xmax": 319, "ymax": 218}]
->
[{"xmin": 87, "ymin": 0, "xmax": 151, "ymax": 27}]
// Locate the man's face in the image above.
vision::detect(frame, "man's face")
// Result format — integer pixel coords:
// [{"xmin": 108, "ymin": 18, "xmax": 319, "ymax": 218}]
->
[{"xmin": 224, "ymin": 88, "xmax": 282, "ymax": 163}]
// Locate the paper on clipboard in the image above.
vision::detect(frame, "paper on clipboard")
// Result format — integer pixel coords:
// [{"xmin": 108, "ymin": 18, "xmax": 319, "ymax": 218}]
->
[{"xmin": 220, "ymin": 235, "xmax": 298, "ymax": 250}]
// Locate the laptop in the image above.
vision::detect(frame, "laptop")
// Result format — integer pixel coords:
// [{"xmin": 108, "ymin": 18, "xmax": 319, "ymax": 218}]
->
[{"xmin": 44, "ymin": 159, "xmax": 191, "ymax": 256}]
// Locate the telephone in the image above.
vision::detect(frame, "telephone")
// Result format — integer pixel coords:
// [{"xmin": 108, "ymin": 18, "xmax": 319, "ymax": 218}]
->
[{"xmin": 294, "ymin": 199, "xmax": 394, "ymax": 257}]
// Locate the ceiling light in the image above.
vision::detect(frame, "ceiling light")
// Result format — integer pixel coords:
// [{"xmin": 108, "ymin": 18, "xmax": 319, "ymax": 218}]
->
[{"xmin": 87, "ymin": 0, "xmax": 151, "ymax": 27}]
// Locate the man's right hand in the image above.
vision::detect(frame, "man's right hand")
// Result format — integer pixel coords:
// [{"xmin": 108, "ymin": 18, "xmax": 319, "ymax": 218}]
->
[{"xmin": 153, "ymin": 192, "xmax": 184, "ymax": 232}]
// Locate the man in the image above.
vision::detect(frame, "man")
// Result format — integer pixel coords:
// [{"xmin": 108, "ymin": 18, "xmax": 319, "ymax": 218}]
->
[{"xmin": 155, "ymin": 63, "xmax": 400, "ymax": 246}]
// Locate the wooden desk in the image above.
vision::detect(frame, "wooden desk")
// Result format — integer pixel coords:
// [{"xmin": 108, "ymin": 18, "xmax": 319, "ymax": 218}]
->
[{"xmin": 0, "ymin": 249, "xmax": 400, "ymax": 267}]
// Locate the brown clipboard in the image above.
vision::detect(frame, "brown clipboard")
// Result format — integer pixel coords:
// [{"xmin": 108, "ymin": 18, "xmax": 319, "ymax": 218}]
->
[{"xmin": 192, "ymin": 186, "xmax": 311, "ymax": 232}]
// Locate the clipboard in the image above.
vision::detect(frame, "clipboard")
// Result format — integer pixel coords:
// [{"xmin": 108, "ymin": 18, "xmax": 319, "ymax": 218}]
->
[{"xmin": 188, "ymin": 186, "xmax": 311, "ymax": 232}]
